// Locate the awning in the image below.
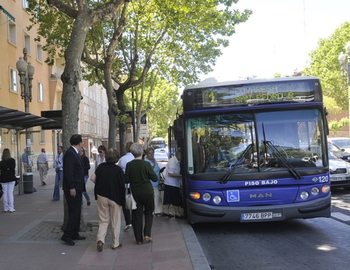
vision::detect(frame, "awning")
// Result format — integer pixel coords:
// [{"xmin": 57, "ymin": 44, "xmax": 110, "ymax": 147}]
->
[
  {"xmin": 0, "ymin": 5, "xmax": 15, "ymax": 22},
  {"xmin": 0, "ymin": 106, "xmax": 59, "ymax": 130}
]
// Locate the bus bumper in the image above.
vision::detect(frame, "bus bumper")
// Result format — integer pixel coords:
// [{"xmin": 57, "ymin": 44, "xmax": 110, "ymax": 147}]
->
[{"xmin": 186, "ymin": 193, "xmax": 331, "ymax": 224}]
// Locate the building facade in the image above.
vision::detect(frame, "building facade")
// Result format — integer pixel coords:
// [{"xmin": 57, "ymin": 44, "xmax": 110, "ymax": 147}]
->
[{"xmin": 0, "ymin": 1, "xmax": 109, "ymax": 171}]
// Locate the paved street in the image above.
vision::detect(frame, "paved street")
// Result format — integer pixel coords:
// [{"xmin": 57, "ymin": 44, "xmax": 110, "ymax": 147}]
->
[{"xmin": 0, "ymin": 166, "xmax": 209, "ymax": 270}]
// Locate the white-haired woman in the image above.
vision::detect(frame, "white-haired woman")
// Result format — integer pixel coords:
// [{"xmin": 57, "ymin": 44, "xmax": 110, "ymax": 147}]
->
[{"xmin": 125, "ymin": 143, "xmax": 158, "ymax": 245}]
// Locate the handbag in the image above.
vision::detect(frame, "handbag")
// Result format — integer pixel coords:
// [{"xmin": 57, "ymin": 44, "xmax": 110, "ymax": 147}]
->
[
  {"xmin": 125, "ymin": 188, "xmax": 137, "ymax": 210},
  {"xmin": 158, "ymin": 172, "xmax": 165, "ymax": 191}
]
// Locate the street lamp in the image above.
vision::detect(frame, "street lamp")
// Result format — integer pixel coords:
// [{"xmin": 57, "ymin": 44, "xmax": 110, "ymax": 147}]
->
[
  {"xmin": 339, "ymin": 41, "xmax": 350, "ymax": 137},
  {"xmin": 16, "ymin": 48, "xmax": 35, "ymax": 193}
]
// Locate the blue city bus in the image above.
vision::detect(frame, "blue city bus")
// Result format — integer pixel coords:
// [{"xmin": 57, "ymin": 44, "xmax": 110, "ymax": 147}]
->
[{"xmin": 171, "ymin": 76, "xmax": 331, "ymax": 223}]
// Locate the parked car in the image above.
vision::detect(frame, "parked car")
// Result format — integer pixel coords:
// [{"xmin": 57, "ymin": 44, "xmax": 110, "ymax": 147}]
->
[
  {"xmin": 328, "ymin": 142, "xmax": 350, "ymax": 162},
  {"xmin": 154, "ymin": 148, "xmax": 168, "ymax": 162},
  {"xmin": 328, "ymin": 151, "xmax": 350, "ymax": 190},
  {"xmin": 328, "ymin": 137, "xmax": 350, "ymax": 152}
]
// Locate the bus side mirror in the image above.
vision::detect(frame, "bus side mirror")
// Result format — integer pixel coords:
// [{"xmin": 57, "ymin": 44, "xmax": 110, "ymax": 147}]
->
[
  {"xmin": 324, "ymin": 107, "xmax": 329, "ymax": 136},
  {"xmin": 174, "ymin": 118, "xmax": 184, "ymax": 140}
]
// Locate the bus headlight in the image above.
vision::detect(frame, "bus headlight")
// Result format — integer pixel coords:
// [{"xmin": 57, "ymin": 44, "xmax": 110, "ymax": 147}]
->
[
  {"xmin": 202, "ymin": 193, "xmax": 211, "ymax": 202},
  {"xmin": 311, "ymin": 187, "xmax": 320, "ymax": 195},
  {"xmin": 189, "ymin": 192, "xmax": 200, "ymax": 200},
  {"xmin": 300, "ymin": 191, "xmax": 309, "ymax": 200},
  {"xmin": 322, "ymin": 185, "xmax": 330, "ymax": 193},
  {"xmin": 213, "ymin": 196, "xmax": 221, "ymax": 204}
]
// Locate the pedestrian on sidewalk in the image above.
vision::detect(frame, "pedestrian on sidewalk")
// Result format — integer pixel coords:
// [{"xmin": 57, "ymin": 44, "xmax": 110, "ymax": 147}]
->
[
  {"xmin": 125, "ymin": 143, "xmax": 158, "ymax": 245},
  {"xmin": 37, "ymin": 148, "xmax": 49, "ymax": 186},
  {"xmin": 61, "ymin": 134, "xmax": 86, "ymax": 246},
  {"xmin": 117, "ymin": 141, "xmax": 134, "ymax": 231},
  {"xmin": 52, "ymin": 146, "xmax": 63, "ymax": 201},
  {"xmin": 163, "ymin": 148, "xmax": 185, "ymax": 219},
  {"xmin": 0, "ymin": 148, "xmax": 16, "ymax": 213},
  {"xmin": 90, "ymin": 148, "xmax": 125, "ymax": 251},
  {"xmin": 144, "ymin": 147, "xmax": 164, "ymax": 216},
  {"xmin": 94, "ymin": 145, "xmax": 106, "ymax": 171},
  {"xmin": 79, "ymin": 147, "xmax": 91, "ymax": 206}
]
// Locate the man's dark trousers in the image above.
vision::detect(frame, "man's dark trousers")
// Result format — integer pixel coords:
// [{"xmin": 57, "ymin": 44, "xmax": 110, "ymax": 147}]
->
[{"xmin": 63, "ymin": 191, "xmax": 82, "ymax": 239}]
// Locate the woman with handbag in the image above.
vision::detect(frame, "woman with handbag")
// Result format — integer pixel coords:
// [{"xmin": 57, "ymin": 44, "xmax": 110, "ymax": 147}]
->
[
  {"xmin": 125, "ymin": 143, "xmax": 158, "ymax": 245},
  {"xmin": 90, "ymin": 148, "xmax": 125, "ymax": 252},
  {"xmin": 0, "ymin": 148, "xmax": 16, "ymax": 213},
  {"xmin": 144, "ymin": 148, "xmax": 164, "ymax": 217}
]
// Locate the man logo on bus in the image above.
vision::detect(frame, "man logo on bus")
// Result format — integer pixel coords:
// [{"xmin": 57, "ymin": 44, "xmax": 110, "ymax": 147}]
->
[{"xmin": 249, "ymin": 193, "xmax": 273, "ymax": 199}]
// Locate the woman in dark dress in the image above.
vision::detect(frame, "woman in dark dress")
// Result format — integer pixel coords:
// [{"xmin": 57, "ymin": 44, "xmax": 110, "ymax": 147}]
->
[{"xmin": 0, "ymin": 148, "xmax": 16, "ymax": 213}]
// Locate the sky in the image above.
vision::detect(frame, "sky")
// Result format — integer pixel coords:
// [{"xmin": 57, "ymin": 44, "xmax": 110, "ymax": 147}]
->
[{"xmin": 201, "ymin": 0, "xmax": 350, "ymax": 81}]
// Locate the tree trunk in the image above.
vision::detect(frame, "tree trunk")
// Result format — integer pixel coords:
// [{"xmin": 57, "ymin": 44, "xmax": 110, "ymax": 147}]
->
[
  {"xmin": 104, "ymin": 69, "xmax": 118, "ymax": 149},
  {"xmin": 61, "ymin": 15, "xmax": 91, "ymax": 231},
  {"xmin": 117, "ymin": 90, "xmax": 127, "ymax": 155}
]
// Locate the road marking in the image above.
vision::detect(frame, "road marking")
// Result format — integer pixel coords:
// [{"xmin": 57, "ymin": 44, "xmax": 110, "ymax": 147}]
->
[{"xmin": 331, "ymin": 212, "xmax": 350, "ymax": 221}]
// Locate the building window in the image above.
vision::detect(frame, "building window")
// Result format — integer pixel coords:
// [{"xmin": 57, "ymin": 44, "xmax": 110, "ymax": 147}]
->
[
  {"xmin": 8, "ymin": 21, "xmax": 17, "ymax": 45},
  {"xmin": 38, "ymin": 82, "xmax": 44, "ymax": 101},
  {"xmin": 11, "ymin": 130, "xmax": 17, "ymax": 144},
  {"xmin": 10, "ymin": 68, "xmax": 18, "ymax": 92},
  {"xmin": 24, "ymin": 32, "xmax": 31, "ymax": 55},
  {"xmin": 36, "ymin": 43, "xmax": 43, "ymax": 62},
  {"xmin": 40, "ymin": 128, "xmax": 45, "ymax": 143},
  {"xmin": 23, "ymin": 0, "xmax": 29, "ymax": 9},
  {"xmin": 29, "ymin": 128, "xmax": 34, "ymax": 143}
]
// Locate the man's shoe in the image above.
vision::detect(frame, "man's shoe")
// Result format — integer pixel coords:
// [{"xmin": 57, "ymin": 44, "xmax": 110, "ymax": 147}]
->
[
  {"xmin": 97, "ymin": 240, "xmax": 104, "ymax": 252},
  {"xmin": 42, "ymin": 182, "xmax": 46, "ymax": 186},
  {"xmin": 124, "ymin": 224, "xmax": 132, "ymax": 231},
  {"xmin": 61, "ymin": 236, "xmax": 75, "ymax": 246},
  {"xmin": 175, "ymin": 215, "xmax": 186, "ymax": 219},
  {"xmin": 87, "ymin": 201, "xmax": 91, "ymax": 206},
  {"xmin": 73, "ymin": 235, "xmax": 86, "ymax": 240}
]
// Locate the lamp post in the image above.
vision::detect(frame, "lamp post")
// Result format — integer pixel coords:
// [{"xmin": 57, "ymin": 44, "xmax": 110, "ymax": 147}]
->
[
  {"xmin": 339, "ymin": 41, "xmax": 350, "ymax": 137},
  {"xmin": 16, "ymin": 48, "xmax": 35, "ymax": 193}
]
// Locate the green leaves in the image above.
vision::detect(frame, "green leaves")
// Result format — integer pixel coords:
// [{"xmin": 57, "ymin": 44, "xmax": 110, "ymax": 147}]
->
[{"xmin": 303, "ymin": 21, "xmax": 350, "ymax": 111}]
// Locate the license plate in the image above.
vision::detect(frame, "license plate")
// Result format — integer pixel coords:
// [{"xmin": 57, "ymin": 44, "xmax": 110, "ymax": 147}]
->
[
  {"xmin": 241, "ymin": 212, "xmax": 273, "ymax": 220},
  {"xmin": 332, "ymin": 177, "xmax": 346, "ymax": 181}
]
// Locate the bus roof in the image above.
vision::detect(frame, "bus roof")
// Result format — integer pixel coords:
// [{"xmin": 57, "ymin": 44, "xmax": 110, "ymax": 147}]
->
[{"xmin": 184, "ymin": 76, "xmax": 320, "ymax": 91}]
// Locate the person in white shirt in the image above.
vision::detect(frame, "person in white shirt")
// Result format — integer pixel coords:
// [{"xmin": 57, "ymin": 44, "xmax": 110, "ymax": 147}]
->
[
  {"xmin": 94, "ymin": 145, "xmax": 107, "ymax": 170},
  {"xmin": 117, "ymin": 142, "xmax": 134, "ymax": 230},
  {"xmin": 37, "ymin": 148, "xmax": 49, "ymax": 186},
  {"xmin": 52, "ymin": 146, "xmax": 63, "ymax": 201},
  {"xmin": 163, "ymin": 148, "xmax": 185, "ymax": 219}
]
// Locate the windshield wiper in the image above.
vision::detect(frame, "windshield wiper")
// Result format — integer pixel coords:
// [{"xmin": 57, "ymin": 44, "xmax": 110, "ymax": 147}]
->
[
  {"xmin": 263, "ymin": 140, "xmax": 302, "ymax": 180},
  {"xmin": 261, "ymin": 123, "xmax": 302, "ymax": 180},
  {"xmin": 219, "ymin": 143, "xmax": 254, "ymax": 184}
]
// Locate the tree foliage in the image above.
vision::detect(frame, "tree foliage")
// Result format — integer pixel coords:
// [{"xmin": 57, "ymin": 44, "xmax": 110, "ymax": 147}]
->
[{"xmin": 303, "ymin": 21, "xmax": 350, "ymax": 110}]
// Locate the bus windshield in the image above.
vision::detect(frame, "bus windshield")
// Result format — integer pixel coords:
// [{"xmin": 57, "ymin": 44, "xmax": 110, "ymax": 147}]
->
[{"xmin": 187, "ymin": 108, "xmax": 325, "ymax": 178}]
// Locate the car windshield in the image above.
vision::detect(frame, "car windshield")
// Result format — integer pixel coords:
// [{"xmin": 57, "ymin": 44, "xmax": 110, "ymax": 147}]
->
[
  {"xmin": 332, "ymin": 139, "xmax": 350, "ymax": 148},
  {"xmin": 328, "ymin": 143, "xmax": 342, "ymax": 152},
  {"xmin": 328, "ymin": 151, "xmax": 338, "ymax": 160},
  {"xmin": 187, "ymin": 109, "xmax": 327, "ymax": 178}
]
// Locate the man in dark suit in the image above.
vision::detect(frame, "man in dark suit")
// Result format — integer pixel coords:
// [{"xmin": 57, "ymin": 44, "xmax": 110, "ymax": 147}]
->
[{"xmin": 61, "ymin": 134, "xmax": 86, "ymax": 246}]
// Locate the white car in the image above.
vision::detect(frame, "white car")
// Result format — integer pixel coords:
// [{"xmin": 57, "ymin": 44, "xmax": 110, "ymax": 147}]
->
[
  {"xmin": 328, "ymin": 137, "xmax": 350, "ymax": 153},
  {"xmin": 328, "ymin": 151, "xmax": 350, "ymax": 190}
]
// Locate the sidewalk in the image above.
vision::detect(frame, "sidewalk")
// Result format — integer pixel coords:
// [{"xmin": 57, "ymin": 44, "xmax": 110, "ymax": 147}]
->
[{"xmin": 0, "ymin": 167, "xmax": 210, "ymax": 270}]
